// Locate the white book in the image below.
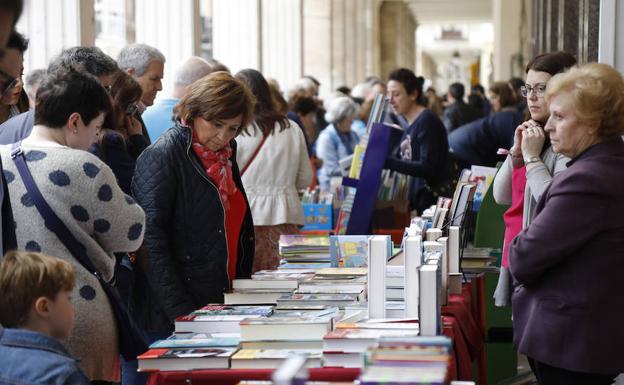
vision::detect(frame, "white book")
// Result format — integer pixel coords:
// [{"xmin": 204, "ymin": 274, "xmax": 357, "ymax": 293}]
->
[
  {"xmin": 435, "ymin": 208, "xmax": 448, "ymax": 229},
  {"xmin": 233, "ymin": 279, "xmax": 299, "ymax": 290},
  {"xmin": 448, "ymin": 226, "xmax": 460, "ymax": 274},
  {"xmin": 438, "ymin": 236, "xmax": 449, "ymax": 306},
  {"xmin": 419, "ymin": 264, "xmax": 440, "ymax": 336},
  {"xmin": 426, "ymin": 228, "xmax": 442, "ymax": 242},
  {"xmin": 368, "ymin": 236, "xmax": 390, "ymax": 319},
  {"xmin": 224, "ymin": 289, "xmax": 294, "ymax": 305},
  {"xmin": 404, "ymin": 235, "xmax": 422, "ymax": 318}
]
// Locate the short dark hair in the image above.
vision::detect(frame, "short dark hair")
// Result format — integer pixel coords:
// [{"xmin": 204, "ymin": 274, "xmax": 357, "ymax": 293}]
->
[
  {"xmin": 525, "ymin": 51, "xmax": 577, "ymax": 76},
  {"xmin": 35, "ymin": 68, "xmax": 112, "ymax": 128},
  {"xmin": 449, "ymin": 82, "xmax": 465, "ymax": 100},
  {"xmin": 6, "ymin": 31, "xmax": 27, "ymax": 52},
  {"xmin": 489, "ymin": 81, "xmax": 516, "ymax": 108},
  {"xmin": 0, "ymin": 0, "xmax": 23, "ymax": 27},
  {"xmin": 236, "ymin": 68, "xmax": 289, "ymax": 136},
  {"xmin": 293, "ymin": 96, "xmax": 318, "ymax": 116},
  {"xmin": 388, "ymin": 68, "xmax": 426, "ymax": 106},
  {"xmin": 471, "ymin": 84, "xmax": 485, "ymax": 94},
  {"xmin": 508, "ymin": 77, "xmax": 524, "ymax": 90},
  {"xmin": 47, "ymin": 46, "xmax": 118, "ymax": 77}
]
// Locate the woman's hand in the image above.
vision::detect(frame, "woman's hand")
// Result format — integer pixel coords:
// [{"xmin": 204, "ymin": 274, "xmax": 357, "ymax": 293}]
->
[
  {"xmin": 521, "ymin": 120, "xmax": 545, "ymax": 161},
  {"xmin": 126, "ymin": 115, "xmax": 143, "ymax": 137},
  {"xmin": 509, "ymin": 124, "xmax": 525, "ymax": 158}
]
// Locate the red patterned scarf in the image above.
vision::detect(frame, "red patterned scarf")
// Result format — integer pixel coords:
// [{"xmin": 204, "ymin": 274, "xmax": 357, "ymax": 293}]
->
[{"xmin": 190, "ymin": 128, "xmax": 238, "ymax": 210}]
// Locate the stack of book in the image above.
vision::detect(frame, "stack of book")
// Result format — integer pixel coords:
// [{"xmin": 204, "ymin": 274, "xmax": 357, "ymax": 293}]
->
[
  {"xmin": 358, "ymin": 336, "xmax": 452, "ymax": 385},
  {"xmin": 322, "ymin": 322, "xmax": 420, "ymax": 368},
  {"xmin": 174, "ymin": 305, "xmax": 274, "ymax": 333},
  {"xmin": 278, "ymin": 235, "xmax": 332, "ymax": 269},
  {"xmin": 234, "ymin": 308, "xmax": 338, "ymax": 369}
]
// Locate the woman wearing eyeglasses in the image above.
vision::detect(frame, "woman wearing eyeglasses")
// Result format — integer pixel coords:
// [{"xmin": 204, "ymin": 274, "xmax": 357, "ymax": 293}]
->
[
  {"xmin": 492, "ymin": 51, "xmax": 577, "ymax": 306},
  {"xmin": 0, "ymin": 31, "xmax": 28, "ymax": 125}
]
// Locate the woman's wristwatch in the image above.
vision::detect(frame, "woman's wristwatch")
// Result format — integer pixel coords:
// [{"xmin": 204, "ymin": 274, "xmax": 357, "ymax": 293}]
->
[{"xmin": 524, "ymin": 156, "xmax": 542, "ymax": 165}]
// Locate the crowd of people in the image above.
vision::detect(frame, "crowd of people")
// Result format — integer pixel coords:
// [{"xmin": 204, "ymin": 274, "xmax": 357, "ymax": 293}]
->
[{"xmin": 1, "ymin": 2, "xmax": 624, "ymax": 385}]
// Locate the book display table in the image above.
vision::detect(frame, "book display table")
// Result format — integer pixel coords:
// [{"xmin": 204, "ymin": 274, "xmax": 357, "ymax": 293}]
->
[
  {"xmin": 146, "ymin": 283, "xmax": 483, "ymax": 385},
  {"xmin": 147, "ymin": 367, "xmax": 361, "ymax": 385}
]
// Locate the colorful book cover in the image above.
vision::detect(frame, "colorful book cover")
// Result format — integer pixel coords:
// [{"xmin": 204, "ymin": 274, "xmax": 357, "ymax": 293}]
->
[
  {"xmin": 329, "ymin": 235, "xmax": 371, "ymax": 267},
  {"xmin": 301, "ymin": 204, "xmax": 333, "ymax": 231},
  {"xmin": 191, "ymin": 305, "xmax": 274, "ymax": 317},
  {"xmin": 150, "ymin": 333, "xmax": 240, "ymax": 349},
  {"xmin": 348, "ymin": 144, "xmax": 367, "ymax": 179}
]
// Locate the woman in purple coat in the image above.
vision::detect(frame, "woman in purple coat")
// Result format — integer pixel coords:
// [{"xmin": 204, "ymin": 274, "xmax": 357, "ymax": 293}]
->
[{"xmin": 509, "ymin": 63, "xmax": 624, "ymax": 385}]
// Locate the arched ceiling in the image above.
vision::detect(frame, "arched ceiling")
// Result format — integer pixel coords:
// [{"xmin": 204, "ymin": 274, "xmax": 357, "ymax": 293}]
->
[{"xmin": 405, "ymin": 0, "xmax": 492, "ymax": 24}]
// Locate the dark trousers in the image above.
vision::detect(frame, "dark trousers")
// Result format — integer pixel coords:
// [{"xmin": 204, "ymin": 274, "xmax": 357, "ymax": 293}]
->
[{"xmin": 528, "ymin": 357, "xmax": 618, "ymax": 385}]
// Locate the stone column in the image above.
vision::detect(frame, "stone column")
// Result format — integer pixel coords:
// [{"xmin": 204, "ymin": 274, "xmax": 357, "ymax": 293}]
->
[
  {"xmin": 17, "ymin": 0, "xmax": 95, "ymax": 73},
  {"xmin": 379, "ymin": 0, "xmax": 416, "ymax": 79},
  {"xmin": 493, "ymin": 0, "xmax": 523, "ymax": 81},
  {"xmin": 135, "ymin": 0, "xmax": 200, "ymax": 96}
]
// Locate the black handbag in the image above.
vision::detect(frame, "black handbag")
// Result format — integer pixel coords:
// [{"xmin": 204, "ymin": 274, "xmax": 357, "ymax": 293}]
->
[{"xmin": 10, "ymin": 143, "xmax": 148, "ymax": 361}]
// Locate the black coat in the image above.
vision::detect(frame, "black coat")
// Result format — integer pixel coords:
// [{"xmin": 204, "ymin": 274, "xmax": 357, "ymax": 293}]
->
[{"xmin": 131, "ymin": 123, "xmax": 255, "ymax": 333}]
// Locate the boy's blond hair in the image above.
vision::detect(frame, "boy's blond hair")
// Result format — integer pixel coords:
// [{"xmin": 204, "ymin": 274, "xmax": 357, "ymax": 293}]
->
[{"xmin": 0, "ymin": 251, "xmax": 75, "ymax": 327}]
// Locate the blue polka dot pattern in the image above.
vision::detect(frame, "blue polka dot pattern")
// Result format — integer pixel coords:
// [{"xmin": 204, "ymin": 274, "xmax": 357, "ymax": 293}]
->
[
  {"xmin": 125, "ymin": 195, "xmax": 135, "ymax": 205},
  {"xmin": 128, "ymin": 223, "xmax": 143, "ymax": 241},
  {"xmin": 25, "ymin": 150, "xmax": 47, "ymax": 162},
  {"xmin": 79, "ymin": 285, "xmax": 96, "ymax": 300},
  {"xmin": 20, "ymin": 193, "xmax": 34, "ymax": 207},
  {"xmin": 70, "ymin": 205, "xmax": 90, "ymax": 222},
  {"xmin": 98, "ymin": 184, "xmax": 113, "ymax": 202},
  {"xmin": 25, "ymin": 241, "xmax": 41, "ymax": 252},
  {"xmin": 94, "ymin": 218, "xmax": 111, "ymax": 233},
  {"xmin": 83, "ymin": 162, "xmax": 100, "ymax": 178},
  {"xmin": 49, "ymin": 170, "xmax": 71, "ymax": 186},
  {"xmin": 4, "ymin": 170, "xmax": 14, "ymax": 183}
]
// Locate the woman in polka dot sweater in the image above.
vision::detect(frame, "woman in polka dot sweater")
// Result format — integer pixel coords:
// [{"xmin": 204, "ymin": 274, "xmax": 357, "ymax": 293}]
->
[{"xmin": 0, "ymin": 69, "xmax": 146, "ymax": 382}]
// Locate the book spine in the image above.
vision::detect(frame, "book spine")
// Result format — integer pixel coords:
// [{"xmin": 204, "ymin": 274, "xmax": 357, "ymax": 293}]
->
[
  {"xmin": 368, "ymin": 235, "xmax": 389, "ymax": 319},
  {"xmin": 404, "ymin": 236, "xmax": 422, "ymax": 318},
  {"xmin": 448, "ymin": 226, "xmax": 460, "ymax": 274},
  {"xmin": 419, "ymin": 264, "xmax": 440, "ymax": 336},
  {"xmin": 437, "ymin": 237, "xmax": 449, "ymax": 307}
]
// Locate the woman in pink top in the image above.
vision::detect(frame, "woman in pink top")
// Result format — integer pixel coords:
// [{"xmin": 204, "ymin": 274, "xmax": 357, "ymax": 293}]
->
[{"xmin": 492, "ymin": 52, "xmax": 577, "ymax": 306}]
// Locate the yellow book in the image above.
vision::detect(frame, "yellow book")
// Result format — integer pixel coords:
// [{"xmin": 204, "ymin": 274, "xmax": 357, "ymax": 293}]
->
[{"xmin": 348, "ymin": 144, "xmax": 366, "ymax": 179}]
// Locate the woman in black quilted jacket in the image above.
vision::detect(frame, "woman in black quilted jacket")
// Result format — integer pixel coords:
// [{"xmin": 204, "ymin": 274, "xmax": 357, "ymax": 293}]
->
[{"xmin": 130, "ymin": 71, "xmax": 256, "ymax": 369}]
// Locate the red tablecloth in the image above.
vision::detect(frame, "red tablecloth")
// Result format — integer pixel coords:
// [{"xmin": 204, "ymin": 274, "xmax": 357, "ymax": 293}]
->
[
  {"xmin": 147, "ymin": 367, "xmax": 361, "ymax": 385},
  {"xmin": 147, "ymin": 284, "xmax": 484, "ymax": 385},
  {"xmin": 442, "ymin": 282, "xmax": 485, "ymax": 381}
]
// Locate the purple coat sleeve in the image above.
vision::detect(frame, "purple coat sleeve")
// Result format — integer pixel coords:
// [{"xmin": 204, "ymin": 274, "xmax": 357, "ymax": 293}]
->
[{"xmin": 508, "ymin": 171, "xmax": 607, "ymax": 286}]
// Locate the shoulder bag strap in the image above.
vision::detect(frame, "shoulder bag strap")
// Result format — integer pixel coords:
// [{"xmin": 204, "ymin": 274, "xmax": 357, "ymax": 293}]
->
[
  {"xmin": 240, "ymin": 129, "xmax": 268, "ymax": 176},
  {"xmin": 0, "ymin": 156, "xmax": 16, "ymax": 253},
  {"xmin": 10, "ymin": 143, "xmax": 99, "ymax": 276}
]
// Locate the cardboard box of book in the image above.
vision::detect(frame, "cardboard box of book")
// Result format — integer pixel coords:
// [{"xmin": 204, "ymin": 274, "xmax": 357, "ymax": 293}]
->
[{"xmin": 302, "ymin": 203, "xmax": 333, "ymax": 230}]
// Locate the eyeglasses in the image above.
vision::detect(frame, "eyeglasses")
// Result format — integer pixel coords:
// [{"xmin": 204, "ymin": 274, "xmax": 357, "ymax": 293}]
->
[
  {"xmin": 126, "ymin": 103, "xmax": 139, "ymax": 116},
  {"xmin": 0, "ymin": 68, "xmax": 20, "ymax": 96},
  {"xmin": 521, "ymin": 84, "xmax": 547, "ymax": 98}
]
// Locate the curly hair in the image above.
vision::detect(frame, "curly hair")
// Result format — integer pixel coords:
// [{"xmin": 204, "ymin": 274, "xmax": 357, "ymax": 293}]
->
[{"xmin": 545, "ymin": 63, "xmax": 624, "ymax": 138}]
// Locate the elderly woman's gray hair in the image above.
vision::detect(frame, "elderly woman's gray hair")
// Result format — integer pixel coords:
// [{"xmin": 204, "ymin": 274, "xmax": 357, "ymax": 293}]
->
[
  {"xmin": 324, "ymin": 96, "xmax": 359, "ymax": 124},
  {"xmin": 117, "ymin": 43, "xmax": 166, "ymax": 76}
]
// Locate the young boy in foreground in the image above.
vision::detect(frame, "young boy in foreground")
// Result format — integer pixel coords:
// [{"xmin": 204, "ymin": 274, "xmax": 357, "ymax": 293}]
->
[{"xmin": 0, "ymin": 250, "xmax": 90, "ymax": 385}]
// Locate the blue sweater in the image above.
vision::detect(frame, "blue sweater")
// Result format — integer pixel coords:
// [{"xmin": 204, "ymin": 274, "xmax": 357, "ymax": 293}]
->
[
  {"xmin": 384, "ymin": 109, "xmax": 452, "ymax": 213},
  {"xmin": 448, "ymin": 108, "xmax": 524, "ymax": 168}
]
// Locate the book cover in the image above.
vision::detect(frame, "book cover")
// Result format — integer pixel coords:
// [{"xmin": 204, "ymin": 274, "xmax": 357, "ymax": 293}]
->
[
  {"xmin": 150, "ymin": 333, "xmax": 240, "ymax": 349},
  {"xmin": 192, "ymin": 305, "xmax": 274, "ymax": 317},
  {"xmin": 329, "ymin": 235, "xmax": 371, "ymax": 268}
]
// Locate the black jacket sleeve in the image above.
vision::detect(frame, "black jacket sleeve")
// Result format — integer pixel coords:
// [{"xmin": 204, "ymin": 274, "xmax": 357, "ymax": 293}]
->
[{"xmin": 132, "ymin": 144, "xmax": 196, "ymax": 322}]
